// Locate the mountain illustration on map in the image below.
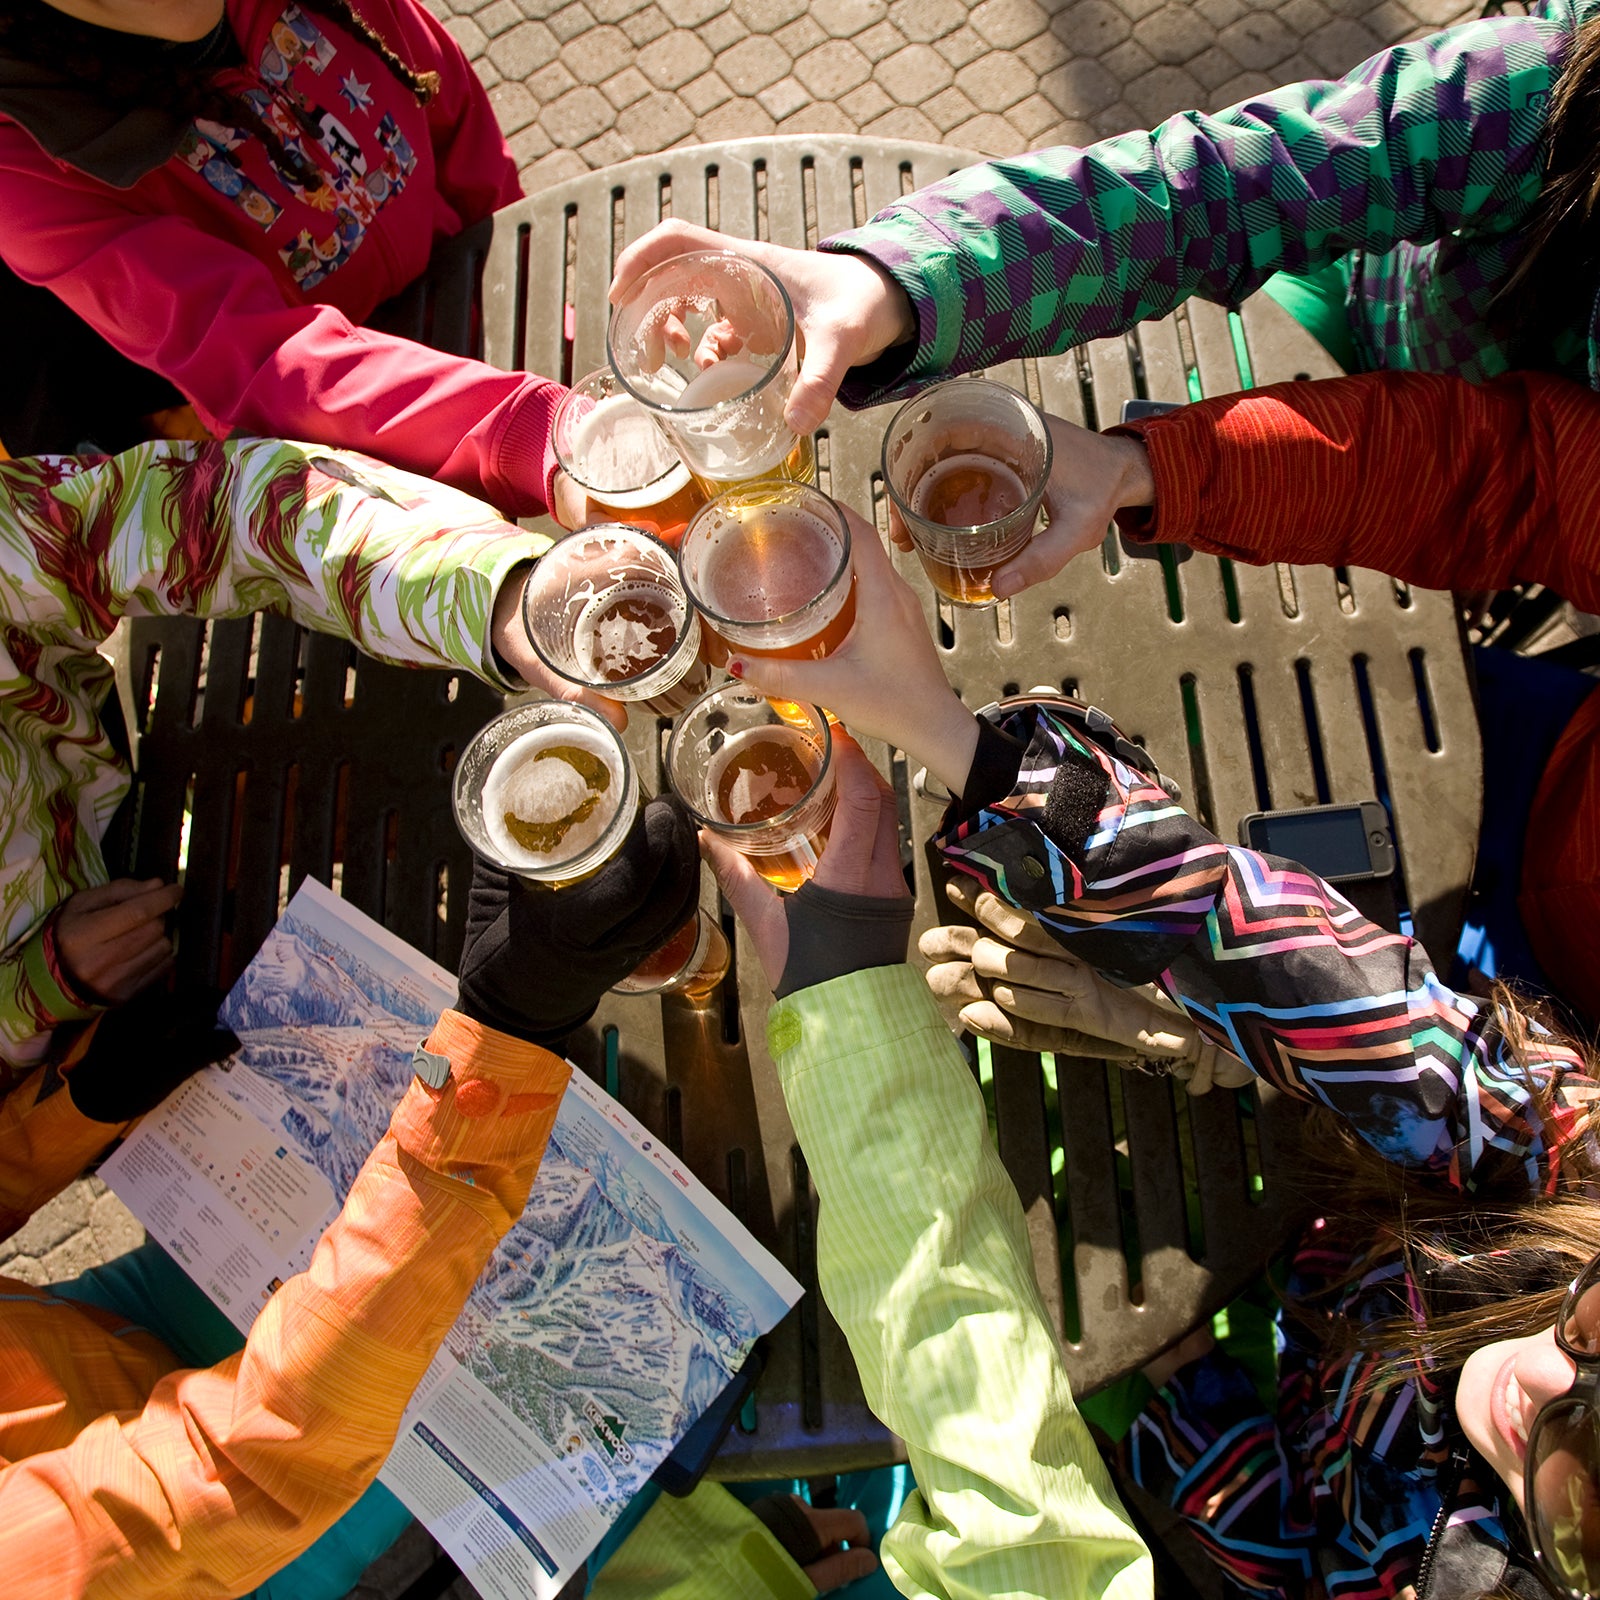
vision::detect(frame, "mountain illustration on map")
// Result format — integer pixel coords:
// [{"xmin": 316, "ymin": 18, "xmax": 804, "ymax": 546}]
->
[{"xmin": 218, "ymin": 909, "xmax": 433, "ymax": 1194}]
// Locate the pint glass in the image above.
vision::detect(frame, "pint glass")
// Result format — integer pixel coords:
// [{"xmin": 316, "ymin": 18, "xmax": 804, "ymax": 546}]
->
[
  {"xmin": 882, "ymin": 378, "xmax": 1052, "ymax": 607},
  {"xmin": 677, "ymin": 483, "xmax": 855, "ymax": 664},
  {"xmin": 667, "ymin": 687, "xmax": 836, "ymax": 891},
  {"xmin": 452, "ymin": 702, "xmax": 725, "ymax": 997},
  {"xmin": 550, "ymin": 368, "xmax": 707, "ymax": 546},
  {"xmin": 607, "ymin": 251, "xmax": 816, "ymax": 495},
  {"xmin": 521, "ymin": 524, "xmax": 708, "ymax": 716}
]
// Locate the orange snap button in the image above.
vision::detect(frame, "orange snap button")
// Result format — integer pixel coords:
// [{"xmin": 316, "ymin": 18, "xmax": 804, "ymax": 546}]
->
[{"xmin": 454, "ymin": 1078, "xmax": 503, "ymax": 1118}]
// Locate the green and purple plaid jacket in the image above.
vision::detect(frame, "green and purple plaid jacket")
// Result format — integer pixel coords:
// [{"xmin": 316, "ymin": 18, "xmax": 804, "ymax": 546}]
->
[{"xmin": 826, "ymin": 0, "xmax": 1598, "ymax": 402}]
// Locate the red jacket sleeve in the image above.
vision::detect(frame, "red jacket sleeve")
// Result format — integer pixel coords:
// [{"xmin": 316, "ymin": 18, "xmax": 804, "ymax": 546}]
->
[
  {"xmin": 378, "ymin": 0, "xmax": 524, "ymax": 225},
  {"xmin": 1113, "ymin": 369, "xmax": 1600, "ymax": 614},
  {"xmin": 0, "ymin": 130, "xmax": 560, "ymax": 517}
]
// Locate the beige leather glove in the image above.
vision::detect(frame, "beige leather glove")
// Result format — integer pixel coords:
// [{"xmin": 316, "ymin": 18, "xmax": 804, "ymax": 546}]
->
[{"xmin": 920, "ymin": 879, "xmax": 1253, "ymax": 1094}]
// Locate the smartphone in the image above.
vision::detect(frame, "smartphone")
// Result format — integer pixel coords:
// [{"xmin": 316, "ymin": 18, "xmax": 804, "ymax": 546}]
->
[
  {"xmin": 1238, "ymin": 800, "xmax": 1396, "ymax": 883},
  {"xmin": 1119, "ymin": 399, "xmax": 1184, "ymax": 423}
]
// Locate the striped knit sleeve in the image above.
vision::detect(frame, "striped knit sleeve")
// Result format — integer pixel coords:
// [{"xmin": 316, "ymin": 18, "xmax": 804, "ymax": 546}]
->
[
  {"xmin": 1113, "ymin": 370, "xmax": 1600, "ymax": 615},
  {"xmin": 934, "ymin": 706, "xmax": 1594, "ymax": 1197}
]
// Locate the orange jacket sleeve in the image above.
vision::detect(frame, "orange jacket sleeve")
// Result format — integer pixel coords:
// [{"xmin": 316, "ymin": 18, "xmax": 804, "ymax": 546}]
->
[
  {"xmin": 1113, "ymin": 368, "xmax": 1600, "ymax": 613},
  {"xmin": 0, "ymin": 1009, "xmax": 570, "ymax": 1600},
  {"xmin": 0, "ymin": 1061, "xmax": 129, "ymax": 1242}
]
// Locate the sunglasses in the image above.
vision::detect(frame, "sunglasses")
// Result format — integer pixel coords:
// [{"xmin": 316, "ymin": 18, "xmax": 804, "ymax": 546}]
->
[{"xmin": 1525, "ymin": 1251, "xmax": 1600, "ymax": 1599}]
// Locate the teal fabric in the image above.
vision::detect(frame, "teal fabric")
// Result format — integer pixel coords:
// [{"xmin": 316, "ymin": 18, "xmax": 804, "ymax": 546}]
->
[
  {"xmin": 53, "ymin": 1240, "xmax": 414, "ymax": 1600},
  {"xmin": 1261, "ymin": 262, "xmax": 1361, "ymax": 374}
]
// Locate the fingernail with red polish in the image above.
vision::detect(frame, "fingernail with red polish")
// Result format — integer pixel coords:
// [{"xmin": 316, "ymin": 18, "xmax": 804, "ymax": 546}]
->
[{"xmin": 728, "ymin": 659, "xmax": 745, "ymax": 679}]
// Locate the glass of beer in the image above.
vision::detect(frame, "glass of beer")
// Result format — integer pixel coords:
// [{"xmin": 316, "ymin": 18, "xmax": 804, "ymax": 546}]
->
[
  {"xmin": 610, "ymin": 907, "xmax": 731, "ymax": 1001},
  {"xmin": 677, "ymin": 483, "xmax": 855, "ymax": 664},
  {"xmin": 667, "ymin": 687, "xmax": 836, "ymax": 891},
  {"xmin": 881, "ymin": 378, "xmax": 1052, "ymax": 606},
  {"xmin": 607, "ymin": 250, "xmax": 816, "ymax": 496},
  {"xmin": 551, "ymin": 368, "xmax": 707, "ymax": 546},
  {"xmin": 521, "ymin": 524, "xmax": 709, "ymax": 716},
  {"xmin": 454, "ymin": 701, "xmax": 728, "ymax": 998}
]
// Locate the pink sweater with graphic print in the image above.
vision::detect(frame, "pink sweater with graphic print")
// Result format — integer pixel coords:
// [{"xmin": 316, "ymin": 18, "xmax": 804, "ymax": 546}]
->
[{"xmin": 0, "ymin": 0, "xmax": 561, "ymax": 515}]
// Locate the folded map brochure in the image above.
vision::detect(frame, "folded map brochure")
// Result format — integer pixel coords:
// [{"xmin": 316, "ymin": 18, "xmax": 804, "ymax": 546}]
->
[{"xmin": 100, "ymin": 878, "xmax": 802, "ymax": 1599}]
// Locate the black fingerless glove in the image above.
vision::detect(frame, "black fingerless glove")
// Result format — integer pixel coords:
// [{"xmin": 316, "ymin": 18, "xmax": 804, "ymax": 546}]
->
[
  {"xmin": 63, "ymin": 983, "xmax": 239, "ymax": 1124},
  {"xmin": 455, "ymin": 796, "xmax": 702, "ymax": 1046},
  {"xmin": 774, "ymin": 880, "xmax": 914, "ymax": 1000}
]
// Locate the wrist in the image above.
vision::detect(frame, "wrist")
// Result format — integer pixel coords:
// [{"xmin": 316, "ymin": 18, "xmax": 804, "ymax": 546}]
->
[
  {"xmin": 908, "ymin": 691, "xmax": 981, "ymax": 797},
  {"xmin": 489, "ymin": 561, "xmax": 534, "ymax": 685},
  {"xmin": 1110, "ymin": 434, "xmax": 1155, "ymax": 510}
]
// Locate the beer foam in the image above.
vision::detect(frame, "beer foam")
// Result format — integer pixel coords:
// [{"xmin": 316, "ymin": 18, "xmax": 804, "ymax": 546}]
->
[
  {"xmin": 573, "ymin": 581, "xmax": 684, "ymax": 683},
  {"xmin": 676, "ymin": 354, "xmax": 770, "ymax": 409},
  {"xmin": 704, "ymin": 725, "xmax": 818, "ymax": 825},
  {"xmin": 481, "ymin": 723, "xmax": 625, "ymax": 869},
  {"xmin": 701, "ymin": 507, "xmax": 841, "ymax": 622},
  {"xmin": 570, "ymin": 394, "xmax": 679, "ymax": 493}
]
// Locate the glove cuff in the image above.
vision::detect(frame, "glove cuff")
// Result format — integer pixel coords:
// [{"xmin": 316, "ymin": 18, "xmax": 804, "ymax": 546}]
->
[{"xmin": 776, "ymin": 881, "xmax": 914, "ymax": 999}]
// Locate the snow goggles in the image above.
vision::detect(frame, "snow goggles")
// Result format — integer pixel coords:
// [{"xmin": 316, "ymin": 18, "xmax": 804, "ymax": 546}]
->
[{"xmin": 1526, "ymin": 1251, "xmax": 1600, "ymax": 1599}]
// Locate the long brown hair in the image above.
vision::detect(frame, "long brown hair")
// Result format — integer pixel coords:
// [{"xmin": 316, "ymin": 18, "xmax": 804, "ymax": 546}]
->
[
  {"xmin": 1494, "ymin": 14, "xmax": 1600, "ymax": 367},
  {"xmin": 1293, "ymin": 985, "xmax": 1600, "ymax": 1377},
  {"xmin": 0, "ymin": 1, "xmax": 440, "ymax": 191}
]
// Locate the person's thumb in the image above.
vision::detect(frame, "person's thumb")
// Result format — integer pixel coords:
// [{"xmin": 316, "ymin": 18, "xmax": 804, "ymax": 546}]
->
[
  {"xmin": 786, "ymin": 325, "xmax": 851, "ymax": 436},
  {"xmin": 804, "ymin": 1546, "xmax": 879, "ymax": 1593}
]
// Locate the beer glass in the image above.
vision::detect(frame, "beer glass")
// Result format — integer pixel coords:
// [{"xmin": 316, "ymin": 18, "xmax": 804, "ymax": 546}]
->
[
  {"xmin": 609, "ymin": 907, "xmax": 730, "ymax": 1000},
  {"xmin": 882, "ymin": 378, "xmax": 1052, "ymax": 607},
  {"xmin": 521, "ymin": 524, "xmax": 708, "ymax": 716},
  {"xmin": 453, "ymin": 702, "xmax": 726, "ymax": 996},
  {"xmin": 550, "ymin": 368, "xmax": 707, "ymax": 546},
  {"xmin": 667, "ymin": 687, "xmax": 836, "ymax": 891},
  {"xmin": 677, "ymin": 483, "xmax": 855, "ymax": 664},
  {"xmin": 607, "ymin": 250, "xmax": 816, "ymax": 496}
]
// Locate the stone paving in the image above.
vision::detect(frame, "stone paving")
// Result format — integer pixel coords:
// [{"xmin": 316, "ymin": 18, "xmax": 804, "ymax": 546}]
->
[
  {"xmin": 8, "ymin": 0, "xmax": 1498, "ymax": 1593},
  {"xmin": 426, "ymin": 0, "xmax": 1480, "ymax": 195}
]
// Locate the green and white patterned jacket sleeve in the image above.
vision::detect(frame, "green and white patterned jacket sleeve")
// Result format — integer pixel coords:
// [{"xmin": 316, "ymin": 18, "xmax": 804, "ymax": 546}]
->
[
  {"xmin": 0, "ymin": 438, "xmax": 547, "ymax": 1073},
  {"xmin": 768, "ymin": 964, "xmax": 1152, "ymax": 1599}
]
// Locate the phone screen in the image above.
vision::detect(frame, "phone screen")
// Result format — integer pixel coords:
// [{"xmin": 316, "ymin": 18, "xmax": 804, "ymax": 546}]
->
[{"xmin": 1245, "ymin": 808, "xmax": 1375, "ymax": 879}]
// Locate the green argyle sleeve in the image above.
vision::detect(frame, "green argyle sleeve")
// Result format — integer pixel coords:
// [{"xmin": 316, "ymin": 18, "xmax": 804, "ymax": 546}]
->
[
  {"xmin": 768, "ymin": 964, "xmax": 1151, "ymax": 1599},
  {"xmin": 824, "ymin": 12, "xmax": 1561, "ymax": 404}
]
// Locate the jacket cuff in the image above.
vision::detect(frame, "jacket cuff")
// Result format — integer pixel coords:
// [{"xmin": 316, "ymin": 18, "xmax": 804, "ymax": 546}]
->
[
  {"xmin": 485, "ymin": 381, "xmax": 568, "ymax": 518},
  {"xmin": 21, "ymin": 912, "xmax": 104, "ymax": 1028},
  {"xmin": 767, "ymin": 963, "xmax": 939, "ymax": 1079},
  {"xmin": 1106, "ymin": 416, "xmax": 1206, "ymax": 546},
  {"xmin": 393, "ymin": 1009, "xmax": 570, "ymax": 1176}
]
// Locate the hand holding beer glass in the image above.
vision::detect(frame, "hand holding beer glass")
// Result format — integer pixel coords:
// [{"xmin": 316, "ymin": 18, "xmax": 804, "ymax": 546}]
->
[
  {"xmin": 550, "ymin": 368, "xmax": 707, "ymax": 544},
  {"xmin": 521, "ymin": 524, "xmax": 709, "ymax": 717},
  {"xmin": 667, "ymin": 687, "xmax": 837, "ymax": 891},
  {"xmin": 453, "ymin": 700, "xmax": 728, "ymax": 999},
  {"xmin": 882, "ymin": 378, "xmax": 1052, "ymax": 607},
  {"xmin": 607, "ymin": 250, "xmax": 816, "ymax": 495}
]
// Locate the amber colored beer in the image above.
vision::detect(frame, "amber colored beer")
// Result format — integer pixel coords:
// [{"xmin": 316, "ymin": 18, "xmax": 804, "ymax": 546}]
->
[
  {"xmin": 563, "ymin": 390, "xmax": 708, "ymax": 545},
  {"xmin": 612, "ymin": 910, "xmax": 731, "ymax": 998},
  {"xmin": 906, "ymin": 454, "xmax": 1031, "ymax": 606},
  {"xmin": 706, "ymin": 726, "xmax": 835, "ymax": 890},
  {"xmin": 571, "ymin": 581, "xmax": 709, "ymax": 713},
  {"xmin": 688, "ymin": 431, "xmax": 817, "ymax": 499},
  {"xmin": 683, "ymin": 488, "xmax": 855, "ymax": 661}
]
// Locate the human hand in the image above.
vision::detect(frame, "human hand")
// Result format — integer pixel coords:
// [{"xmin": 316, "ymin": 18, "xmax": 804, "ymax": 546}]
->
[
  {"xmin": 490, "ymin": 562, "xmax": 629, "ymax": 731},
  {"xmin": 56, "ymin": 879, "xmax": 183, "ymax": 1005},
  {"xmin": 455, "ymin": 797, "xmax": 701, "ymax": 1044},
  {"xmin": 723, "ymin": 503, "xmax": 981, "ymax": 796},
  {"xmin": 703, "ymin": 730, "xmax": 911, "ymax": 995},
  {"xmin": 885, "ymin": 417, "xmax": 1156, "ymax": 600},
  {"xmin": 611, "ymin": 220, "xmax": 916, "ymax": 436},
  {"xmin": 921, "ymin": 879, "xmax": 1253, "ymax": 1092}
]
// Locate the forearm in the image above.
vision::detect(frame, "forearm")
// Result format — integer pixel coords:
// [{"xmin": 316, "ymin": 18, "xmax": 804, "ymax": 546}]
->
[
  {"xmin": 1114, "ymin": 371, "xmax": 1600, "ymax": 611},
  {"xmin": 770, "ymin": 966, "xmax": 1151, "ymax": 1599},
  {"xmin": 938, "ymin": 706, "xmax": 1594, "ymax": 1194},
  {"xmin": 0, "ymin": 917, "xmax": 104, "ymax": 1074},
  {"xmin": 0, "ymin": 1012, "xmax": 569, "ymax": 1600},
  {"xmin": 824, "ymin": 16, "xmax": 1555, "ymax": 406}
]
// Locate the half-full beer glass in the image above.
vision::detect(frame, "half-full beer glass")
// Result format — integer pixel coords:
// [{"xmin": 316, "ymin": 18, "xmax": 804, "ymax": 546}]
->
[
  {"xmin": 677, "ymin": 483, "xmax": 855, "ymax": 664},
  {"xmin": 607, "ymin": 251, "xmax": 816, "ymax": 495},
  {"xmin": 667, "ymin": 687, "xmax": 836, "ymax": 891},
  {"xmin": 550, "ymin": 368, "xmax": 707, "ymax": 545},
  {"xmin": 453, "ymin": 702, "xmax": 725, "ymax": 996},
  {"xmin": 882, "ymin": 378, "xmax": 1052, "ymax": 606},
  {"xmin": 521, "ymin": 524, "xmax": 708, "ymax": 716}
]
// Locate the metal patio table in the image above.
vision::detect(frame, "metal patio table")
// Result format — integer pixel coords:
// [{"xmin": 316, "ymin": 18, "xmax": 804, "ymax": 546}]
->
[{"xmin": 113, "ymin": 135, "xmax": 1482, "ymax": 1480}]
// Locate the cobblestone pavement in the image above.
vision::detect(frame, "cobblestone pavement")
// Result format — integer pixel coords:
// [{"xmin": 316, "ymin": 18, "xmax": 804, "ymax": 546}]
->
[{"xmin": 426, "ymin": 0, "xmax": 1480, "ymax": 194}]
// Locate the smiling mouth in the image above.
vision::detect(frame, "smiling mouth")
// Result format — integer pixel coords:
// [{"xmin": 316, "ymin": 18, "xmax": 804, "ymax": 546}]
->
[{"xmin": 1489, "ymin": 1352, "xmax": 1531, "ymax": 1462}]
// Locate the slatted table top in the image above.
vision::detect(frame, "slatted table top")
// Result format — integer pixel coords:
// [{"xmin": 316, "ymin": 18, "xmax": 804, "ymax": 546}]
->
[{"xmin": 118, "ymin": 135, "xmax": 1482, "ymax": 1481}]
